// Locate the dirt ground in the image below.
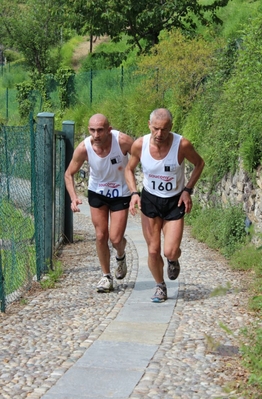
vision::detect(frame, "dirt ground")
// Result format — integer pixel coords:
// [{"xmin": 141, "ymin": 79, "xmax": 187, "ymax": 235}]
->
[{"xmin": 71, "ymin": 36, "xmax": 109, "ymax": 70}]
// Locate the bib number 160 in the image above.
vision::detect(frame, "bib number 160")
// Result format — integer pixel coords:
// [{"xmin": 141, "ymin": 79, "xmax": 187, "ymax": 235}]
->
[
  {"xmin": 99, "ymin": 188, "xmax": 119, "ymax": 197},
  {"xmin": 151, "ymin": 181, "xmax": 173, "ymax": 191}
]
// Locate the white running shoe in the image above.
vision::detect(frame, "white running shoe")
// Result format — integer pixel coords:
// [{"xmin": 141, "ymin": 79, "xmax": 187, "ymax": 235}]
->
[{"xmin": 96, "ymin": 275, "xmax": 113, "ymax": 293}]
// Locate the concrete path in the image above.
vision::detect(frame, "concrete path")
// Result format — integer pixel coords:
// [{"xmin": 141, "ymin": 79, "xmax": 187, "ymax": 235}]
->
[{"xmin": 41, "ymin": 204, "xmax": 179, "ymax": 399}]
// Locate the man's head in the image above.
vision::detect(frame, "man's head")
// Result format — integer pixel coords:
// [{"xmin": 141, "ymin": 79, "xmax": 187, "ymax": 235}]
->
[
  {"xmin": 88, "ymin": 114, "xmax": 111, "ymax": 145},
  {"xmin": 148, "ymin": 108, "xmax": 173, "ymax": 143},
  {"xmin": 149, "ymin": 108, "xmax": 173, "ymax": 124}
]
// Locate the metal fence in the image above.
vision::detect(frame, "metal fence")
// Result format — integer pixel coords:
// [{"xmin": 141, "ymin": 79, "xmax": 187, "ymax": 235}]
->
[
  {"xmin": 0, "ymin": 66, "xmax": 145, "ymax": 121},
  {"xmin": 0, "ymin": 113, "xmax": 74, "ymax": 311}
]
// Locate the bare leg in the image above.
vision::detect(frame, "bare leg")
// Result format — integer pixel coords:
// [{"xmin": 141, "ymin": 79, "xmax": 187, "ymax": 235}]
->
[
  {"xmin": 141, "ymin": 213, "xmax": 164, "ymax": 284},
  {"xmin": 90, "ymin": 205, "xmax": 110, "ymax": 274},
  {"xmin": 109, "ymin": 208, "xmax": 129, "ymax": 257},
  {"xmin": 162, "ymin": 218, "xmax": 184, "ymax": 261}
]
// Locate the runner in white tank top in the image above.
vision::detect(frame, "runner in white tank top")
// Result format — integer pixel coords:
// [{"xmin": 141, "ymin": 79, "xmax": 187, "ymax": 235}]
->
[
  {"xmin": 125, "ymin": 108, "xmax": 205, "ymax": 303},
  {"xmin": 65, "ymin": 114, "xmax": 134, "ymax": 293},
  {"xmin": 141, "ymin": 132, "xmax": 185, "ymax": 198},
  {"xmin": 85, "ymin": 130, "xmax": 130, "ymax": 198}
]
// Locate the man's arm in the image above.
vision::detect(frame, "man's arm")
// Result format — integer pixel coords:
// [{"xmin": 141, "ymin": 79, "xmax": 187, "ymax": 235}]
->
[
  {"xmin": 125, "ymin": 138, "xmax": 143, "ymax": 215},
  {"xmin": 119, "ymin": 132, "xmax": 134, "ymax": 155},
  {"xmin": 178, "ymin": 138, "xmax": 205, "ymax": 213},
  {"xmin": 64, "ymin": 141, "xmax": 88, "ymax": 212}
]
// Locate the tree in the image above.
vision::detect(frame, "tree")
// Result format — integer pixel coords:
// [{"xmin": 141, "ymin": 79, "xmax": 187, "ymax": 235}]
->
[
  {"xmin": 65, "ymin": 0, "xmax": 230, "ymax": 53},
  {"xmin": 138, "ymin": 29, "xmax": 219, "ymax": 111},
  {"xmin": 0, "ymin": 0, "xmax": 64, "ymax": 75}
]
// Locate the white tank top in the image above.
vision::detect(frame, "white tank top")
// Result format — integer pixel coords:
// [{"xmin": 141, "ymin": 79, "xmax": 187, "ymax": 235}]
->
[
  {"xmin": 84, "ymin": 130, "xmax": 130, "ymax": 198},
  {"xmin": 141, "ymin": 133, "xmax": 185, "ymax": 198}
]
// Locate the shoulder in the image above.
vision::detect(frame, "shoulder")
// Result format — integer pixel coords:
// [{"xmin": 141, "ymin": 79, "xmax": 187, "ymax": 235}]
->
[
  {"xmin": 73, "ymin": 140, "xmax": 88, "ymax": 161},
  {"xmin": 131, "ymin": 136, "xmax": 143, "ymax": 156},
  {"xmin": 118, "ymin": 131, "xmax": 134, "ymax": 154},
  {"xmin": 75, "ymin": 140, "xmax": 87, "ymax": 152},
  {"xmin": 179, "ymin": 136, "xmax": 193, "ymax": 151}
]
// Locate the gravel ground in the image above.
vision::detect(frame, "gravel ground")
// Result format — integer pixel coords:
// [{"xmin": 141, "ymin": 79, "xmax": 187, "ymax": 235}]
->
[{"xmin": 0, "ymin": 195, "xmax": 256, "ymax": 399}]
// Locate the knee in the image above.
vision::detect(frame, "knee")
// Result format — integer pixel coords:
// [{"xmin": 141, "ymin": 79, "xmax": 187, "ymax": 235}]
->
[
  {"xmin": 164, "ymin": 247, "xmax": 181, "ymax": 261},
  {"xmin": 110, "ymin": 235, "xmax": 126, "ymax": 248},
  {"xmin": 148, "ymin": 245, "xmax": 161, "ymax": 260},
  {"xmin": 96, "ymin": 230, "xmax": 108, "ymax": 244}
]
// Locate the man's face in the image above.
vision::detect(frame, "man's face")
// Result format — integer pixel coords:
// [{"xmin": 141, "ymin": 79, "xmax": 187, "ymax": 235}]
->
[
  {"xmin": 148, "ymin": 117, "xmax": 172, "ymax": 143},
  {"xmin": 88, "ymin": 118, "xmax": 111, "ymax": 145}
]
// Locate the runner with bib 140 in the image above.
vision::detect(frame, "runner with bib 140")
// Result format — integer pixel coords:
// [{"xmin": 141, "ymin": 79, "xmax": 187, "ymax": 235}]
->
[{"xmin": 65, "ymin": 113, "xmax": 134, "ymax": 293}]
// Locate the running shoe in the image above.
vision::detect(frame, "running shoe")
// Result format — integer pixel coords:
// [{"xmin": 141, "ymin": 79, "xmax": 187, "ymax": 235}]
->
[
  {"xmin": 115, "ymin": 255, "xmax": 127, "ymax": 279},
  {"xmin": 96, "ymin": 275, "xmax": 113, "ymax": 293},
  {"xmin": 151, "ymin": 284, "xmax": 167, "ymax": 303},
  {"xmin": 167, "ymin": 259, "xmax": 180, "ymax": 280}
]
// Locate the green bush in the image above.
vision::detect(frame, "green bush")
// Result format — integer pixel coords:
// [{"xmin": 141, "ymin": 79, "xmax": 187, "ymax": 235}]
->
[
  {"xmin": 229, "ymin": 245, "xmax": 262, "ymax": 271},
  {"xmin": 189, "ymin": 203, "xmax": 246, "ymax": 257}
]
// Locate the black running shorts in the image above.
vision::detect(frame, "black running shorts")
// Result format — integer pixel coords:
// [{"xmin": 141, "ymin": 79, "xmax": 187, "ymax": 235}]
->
[
  {"xmin": 141, "ymin": 188, "xmax": 185, "ymax": 220},
  {"xmin": 88, "ymin": 190, "xmax": 131, "ymax": 211}
]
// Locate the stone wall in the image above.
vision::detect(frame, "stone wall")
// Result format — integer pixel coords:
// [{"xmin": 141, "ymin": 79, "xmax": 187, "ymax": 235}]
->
[{"xmin": 195, "ymin": 162, "xmax": 262, "ymax": 246}]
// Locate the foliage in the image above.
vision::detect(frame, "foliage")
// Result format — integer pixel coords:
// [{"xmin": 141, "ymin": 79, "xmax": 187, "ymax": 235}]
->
[
  {"xmin": 0, "ymin": 0, "xmax": 64, "ymax": 75},
  {"xmin": 0, "ymin": 200, "xmax": 36, "ymax": 295},
  {"xmin": 40, "ymin": 260, "xmax": 63, "ymax": 289},
  {"xmin": 16, "ymin": 82, "xmax": 37, "ymax": 120},
  {"xmin": 181, "ymin": 15, "xmax": 262, "ymax": 188},
  {"xmin": 81, "ymin": 37, "xmax": 129, "ymax": 70},
  {"xmin": 241, "ymin": 324, "xmax": 262, "ymax": 394},
  {"xmin": 137, "ymin": 29, "xmax": 220, "ymax": 128},
  {"xmin": 229, "ymin": 245, "xmax": 262, "ymax": 272},
  {"xmin": 1, "ymin": 66, "xmax": 29, "ymax": 89},
  {"xmin": 60, "ymin": 35, "xmax": 86, "ymax": 68},
  {"xmin": 63, "ymin": 0, "xmax": 229, "ymax": 54},
  {"xmin": 3, "ymin": 49, "xmax": 21, "ymax": 63},
  {"xmin": 213, "ymin": 0, "xmax": 262, "ymax": 40},
  {"xmin": 55, "ymin": 68, "xmax": 76, "ymax": 110},
  {"xmin": 188, "ymin": 202, "xmax": 247, "ymax": 258}
]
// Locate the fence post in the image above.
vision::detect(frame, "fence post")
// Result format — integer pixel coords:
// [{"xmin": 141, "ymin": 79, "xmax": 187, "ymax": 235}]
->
[
  {"xmin": 121, "ymin": 66, "xmax": 124, "ymax": 95},
  {"xmin": 36, "ymin": 112, "xmax": 55, "ymax": 274},
  {"xmin": 6, "ymin": 88, "xmax": 8, "ymax": 120},
  {"xmin": 90, "ymin": 68, "xmax": 93, "ymax": 104},
  {"xmin": 0, "ymin": 251, "xmax": 5, "ymax": 312},
  {"xmin": 62, "ymin": 120, "xmax": 75, "ymax": 243}
]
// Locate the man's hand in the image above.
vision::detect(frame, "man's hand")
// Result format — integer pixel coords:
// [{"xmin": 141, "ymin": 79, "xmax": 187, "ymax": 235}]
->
[
  {"xmin": 71, "ymin": 198, "xmax": 83, "ymax": 212},
  {"xmin": 178, "ymin": 191, "xmax": 192, "ymax": 214},
  {"xmin": 129, "ymin": 195, "xmax": 141, "ymax": 216}
]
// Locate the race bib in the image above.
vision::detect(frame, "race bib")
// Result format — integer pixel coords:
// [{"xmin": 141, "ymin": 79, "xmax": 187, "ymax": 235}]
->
[
  {"xmin": 148, "ymin": 173, "xmax": 176, "ymax": 193},
  {"xmin": 96, "ymin": 182, "xmax": 122, "ymax": 197}
]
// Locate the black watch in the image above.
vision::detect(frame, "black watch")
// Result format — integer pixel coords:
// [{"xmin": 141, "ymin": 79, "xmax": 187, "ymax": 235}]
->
[
  {"xmin": 130, "ymin": 191, "xmax": 140, "ymax": 197},
  {"xmin": 183, "ymin": 187, "xmax": 193, "ymax": 195}
]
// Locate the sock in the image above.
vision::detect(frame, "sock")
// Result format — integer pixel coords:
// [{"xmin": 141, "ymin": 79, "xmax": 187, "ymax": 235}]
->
[
  {"xmin": 116, "ymin": 253, "xmax": 125, "ymax": 261},
  {"xmin": 103, "ymin": 273, "xmax": 112, "ymax": 279},
  {"xmin": 157, "ymin": 281, "xmax": 166, "ymax": 287}
]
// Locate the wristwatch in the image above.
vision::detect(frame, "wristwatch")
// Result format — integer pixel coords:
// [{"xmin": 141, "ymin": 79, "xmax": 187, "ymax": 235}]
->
[{"xmin": 183, "ymin": 187, "xmax": 193, "ymax": 195}]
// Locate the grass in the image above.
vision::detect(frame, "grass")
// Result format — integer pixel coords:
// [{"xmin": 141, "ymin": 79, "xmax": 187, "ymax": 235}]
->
[
  {"xmin": 186, "ymin": 201, "xmax": 262, "ymax": 397},
  {"xmin": 0, "ymin": 200, "xmax": 36, "ymax": 295},
  {"xmin": 40, "ymin": 260, "xmax": 63, "ymax": 289}
]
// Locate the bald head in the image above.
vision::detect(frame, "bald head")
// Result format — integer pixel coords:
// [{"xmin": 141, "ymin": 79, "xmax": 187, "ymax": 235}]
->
[{"xmin": 89, "ymin": 113, "xmax": 110, "ymax": 129}]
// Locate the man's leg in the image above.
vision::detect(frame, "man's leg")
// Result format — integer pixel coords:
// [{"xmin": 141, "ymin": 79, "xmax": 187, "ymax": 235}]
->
[
  {"xmin": 163, "ymin": 218, "xmax": 184, "ymax": 280},
  {"xmin": 90, "ymin": 205, "xmax": 110, "ymax": 274},
  {"xmin": 109, "ymin": 208, "xmax": 129, "ymax": 257},
  {"xmin": 109, "ymin": 208, "xmax": 129, "ymax": 279},
  {"xmin": 141, "ymin": 213, "xmax": 164, "ymax": 284},
  {"xmin": 162, "ymin": 218, "xmax": 184, "ymax": 261}
]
